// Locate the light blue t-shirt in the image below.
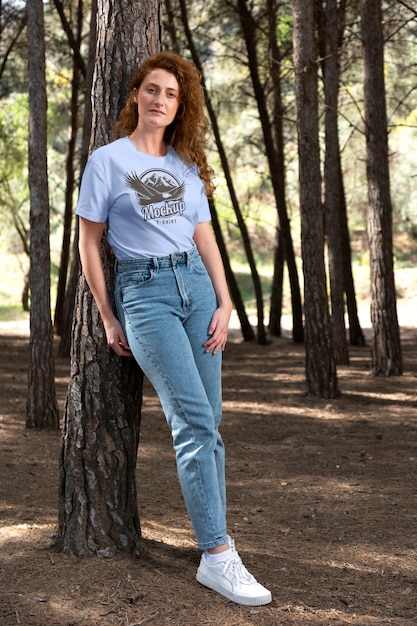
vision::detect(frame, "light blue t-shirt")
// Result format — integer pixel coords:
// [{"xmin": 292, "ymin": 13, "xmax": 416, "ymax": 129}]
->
[{"xmin": 75, "ymin": 136, "xmax": 211, "ymax": 259}]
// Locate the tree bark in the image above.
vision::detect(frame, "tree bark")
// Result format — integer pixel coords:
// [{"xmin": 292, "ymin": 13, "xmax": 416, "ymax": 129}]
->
[
  {"xmin": 359, "ymin": 0, "xmax": 402, "ymax": 376},
  {"xmin": 340, "ymin": 170, "xmax": 366, "ymax": 347},
  {"xmin": 58, "ymin": 0, "xmax": 162, "ymax": 556},
  {"xmin": 322, "ymin": 0, "xmax": 349, "ymax": 364},
  {"xmin": 267, "ymin": 0, "xmax": 303, "ymax": 342},
  {"xmin": 26, "ymin": 0, "xmax": 60, "ymax": 429},
  {"xmin": 292, "ymin": 0, "xmax": 338, "ymax": 398},
  {"xmin": 54, "ymin": 0, "xmax": 83, "ymax": 337},
  {"xmin": 268, "ymin": 229, "xmax": 284, "ymax": 337}
]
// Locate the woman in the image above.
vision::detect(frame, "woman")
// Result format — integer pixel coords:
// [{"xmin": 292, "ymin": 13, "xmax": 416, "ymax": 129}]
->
[{"xmin": 76, "ymin": 51, "xmax": 271, "ymax": 606}]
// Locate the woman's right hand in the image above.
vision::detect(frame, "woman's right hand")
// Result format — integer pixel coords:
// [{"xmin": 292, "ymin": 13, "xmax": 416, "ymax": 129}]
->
[
  {"xmin": 79, "ymin": 217, "xmax": 132, "ymax": 358},
  {"xmin": 103, "ymin": 315, "xmax": 132, "ymax": 357}
]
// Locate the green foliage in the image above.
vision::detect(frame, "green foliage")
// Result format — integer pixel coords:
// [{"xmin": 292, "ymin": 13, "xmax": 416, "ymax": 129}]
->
[
  {"xmin": 0, "ymin": 305, "xmax": 28, "ymax": 321},
  {"xmin": 0, "ymin": 244, "xmax": 28, "ymax": 316},
  {"xmin": 276, "ymin": 11, "xmax": 292, "ymax": 49},
  {"xmin": 390, "ymin": 112, "xmax": 417, "ymax": 232},
  {"xmin": 0, "ymin": 1, "xmax": 27, "ymax": 96},
  {"xmin": 0, "ymin": 0, "xmax": 75, "ymax": 312},
  {"xmin": 0, "ymin": 92, "xmax": 30, "ymax": 233}
]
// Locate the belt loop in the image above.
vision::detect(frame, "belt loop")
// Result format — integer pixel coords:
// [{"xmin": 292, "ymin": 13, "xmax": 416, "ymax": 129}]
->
[{"xmin": 185, "ymin": 247, "xmax": 190, "ymax": 266}]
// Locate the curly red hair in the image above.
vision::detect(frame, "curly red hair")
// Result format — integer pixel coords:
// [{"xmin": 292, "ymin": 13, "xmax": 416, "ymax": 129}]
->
[{"xmin": 113, "ymin": 52, "xmax": 215, "ymax": 196}]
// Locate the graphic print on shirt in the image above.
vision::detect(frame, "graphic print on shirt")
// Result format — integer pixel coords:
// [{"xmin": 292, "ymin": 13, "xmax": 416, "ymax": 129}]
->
[{"xmin": 125, "ymin": 169, "xmax": 185, "ymax": 225}]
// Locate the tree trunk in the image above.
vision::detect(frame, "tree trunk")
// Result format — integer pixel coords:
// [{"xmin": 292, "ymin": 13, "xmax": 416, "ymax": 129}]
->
[
  {"xmin": 57, "ymin": 224, "xmax": 80, "ymax": 358},
  {"xmin": 174, "ymin": 0, "xmax": 255, "ymax": 342},
  {"xmin": 59, "ymin": 254, "xmax": 143, "ymax": 556},
  {"xmin": 58, "ymin": 0, "xmax": 162, "ymax": 556},
  {"xmin": 325, "ymin": 0, "xmax": 365, "ymax": 348},
  {"xmin": 292, "ymin": 0, "xmax": 338, "ymax": 398},
  {"xmin": 26, "ymin": 0, "xmax": 60, "ymax": 429},
  {"xmin": 54, "ymin": 19, "xmax": 82, "ymax": 337},
  {"xmin": 58, "ymin": 0, "xmax": 97, "ymax": 358},
  {"xmin": 52, "ymin": 0, "xmax": 90, "ymax": 340},
  {"xmin": 237, "ymin": 0, "xmax": 303, "ymax": 344},
  {"xmin": 359, "ymin": 0, "xmax": 402, "ymax": 376},
  {"xmin": 322, "ymin": 0, "xmax": 349, "ymax": 364},
  {"xmin": 268, "ymin": 229, "xmax": 284, "ymax": 337},
  {"xmin": 317, "ymin": 0, "xmax": 365, "ymax": 348},
  {"xmin": 339, "ymin": 169, "xmax": 366, "ymax": 347},
  {"xmin": 267, "ymin": 0, "xmax": 303, "ymax": 342},
  {"xmin": 209, "ymin": 199, "xmax": 255, "ymax": 342}
]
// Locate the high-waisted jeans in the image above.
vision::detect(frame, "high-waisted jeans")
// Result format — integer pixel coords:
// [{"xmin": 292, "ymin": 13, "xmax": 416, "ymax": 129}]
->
[{"xmin": 114, "ymin": 245, "xmax": 227, "ymax": 550}]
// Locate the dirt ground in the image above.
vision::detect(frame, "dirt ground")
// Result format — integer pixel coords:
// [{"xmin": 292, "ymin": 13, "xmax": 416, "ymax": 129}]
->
[{"xmin": 1, "ymin": 315, "xmax": 417, "ymax": 626}]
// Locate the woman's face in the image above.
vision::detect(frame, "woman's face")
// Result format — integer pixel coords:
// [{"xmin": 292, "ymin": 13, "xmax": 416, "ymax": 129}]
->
[{"xmin": 134, "ymin": 68, "xmax": 180, "ymax": 131}]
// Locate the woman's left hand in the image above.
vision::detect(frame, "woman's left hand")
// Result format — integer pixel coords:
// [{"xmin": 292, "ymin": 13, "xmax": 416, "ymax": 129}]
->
[{"xmin": 204, "ymin": 305, "xmax": 231, "ymax": 355}]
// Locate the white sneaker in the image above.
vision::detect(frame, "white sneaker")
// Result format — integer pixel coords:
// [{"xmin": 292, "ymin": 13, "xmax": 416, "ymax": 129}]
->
[{"xmin": 196, "ymin": 546, "xmax": 272, "ymax": 606}]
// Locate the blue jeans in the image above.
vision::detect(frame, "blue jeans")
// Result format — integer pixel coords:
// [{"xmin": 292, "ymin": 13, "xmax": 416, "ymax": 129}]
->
[{"xmin": 114, "ymin": 245, "xmax": 228, "ymax": 550}]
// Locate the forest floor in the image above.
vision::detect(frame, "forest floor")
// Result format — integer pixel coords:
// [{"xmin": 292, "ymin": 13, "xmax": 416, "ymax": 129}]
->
[{"xmin": 1, "ymin": 295, "xmax": 417, "ymax": 626}]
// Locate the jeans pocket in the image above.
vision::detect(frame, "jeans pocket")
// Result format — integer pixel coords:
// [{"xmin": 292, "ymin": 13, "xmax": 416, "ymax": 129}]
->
[
  {"xmin": 189, "ymin": 256, "xmax": 208, "ymax": 276},
  {"xmin": 118, "ymin": 269, "xmax": 155, "ymax": 296}
]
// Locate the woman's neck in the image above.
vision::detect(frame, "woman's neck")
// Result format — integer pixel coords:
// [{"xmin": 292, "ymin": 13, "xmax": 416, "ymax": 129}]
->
[{"xmin": 128, "ymin": 128, "xmax": 167, "ymax": 157}]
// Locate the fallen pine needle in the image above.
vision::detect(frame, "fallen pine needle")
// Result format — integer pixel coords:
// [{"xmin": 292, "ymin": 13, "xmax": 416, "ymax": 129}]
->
[{"xmin": 128, "ymin": 611, "xmax": 159, "ymax": 626}]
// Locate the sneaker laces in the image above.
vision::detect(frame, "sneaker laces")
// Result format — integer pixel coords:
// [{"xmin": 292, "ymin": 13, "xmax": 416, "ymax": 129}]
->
[{"xmin": 223, "ymin": 552, "xmax": 256, "ymax": 584}]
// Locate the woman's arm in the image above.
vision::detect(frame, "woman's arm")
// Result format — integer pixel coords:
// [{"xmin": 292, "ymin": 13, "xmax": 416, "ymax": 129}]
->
[
  {"xmin": 78, "ymin": 216, "xmax": 131, "ymax": 356},
  {"xmin": 193, "ymin": 221, "xmax": 232, "ymax": 354}
]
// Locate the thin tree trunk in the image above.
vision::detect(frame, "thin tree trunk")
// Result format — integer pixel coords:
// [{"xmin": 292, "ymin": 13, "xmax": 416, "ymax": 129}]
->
[
  {"xmin": 26, "ymin": 0, "xmax": 60, "ymax": 429},
  {"xmin": 292, "ymin": 0, "xmax": 338, "ymax": 398},
  {"xmin": 12, "ymin": 212, "xmax": 30, "ymax": 311},
  {"xmin": 267, "ymin": 0, "xmax": 303, "ymax": 342},
  {"xmin": 359, "ymin": 0, "xmax": 402, "ymax": 376},
  {"xmin": 339, "ymin": 169, "xmax": 366, "ymax": 347},
  {"xmin": 58, "ymin": 0, "xmax": 97, "ymax": 358},
  {"xmin": 57, "ymin": 221, "xmax": 80, "ymax": 358},
  {"xmin": 180, "ymin": 0, "xmax": 266, "ymax": 345},
  {"xmin": 327, "ymin": 0, "xmax": 365, "ymax": 347},
  {"xmin": 54, "ymin": 2, "xmax": 83, "ymax": 336},
  {"xmin": 322, "ymin": 0, "xmax": 349, "ymax": 364},
  {"xmin": 237, "ymin": 0, "xmax": 303, "ymax": 344},
  {"xmin": 209, "ymin": 199, "xmax": 256, "ymax": 341},
  {"xmin": 268, "ymin": 229, "xmax": 284, "ymax": 336}
]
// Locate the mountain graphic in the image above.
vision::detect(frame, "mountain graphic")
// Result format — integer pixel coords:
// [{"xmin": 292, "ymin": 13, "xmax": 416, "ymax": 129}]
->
[{"xmin": 145, "ymin": 172, "xmax": 177, "ymax": 191}]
